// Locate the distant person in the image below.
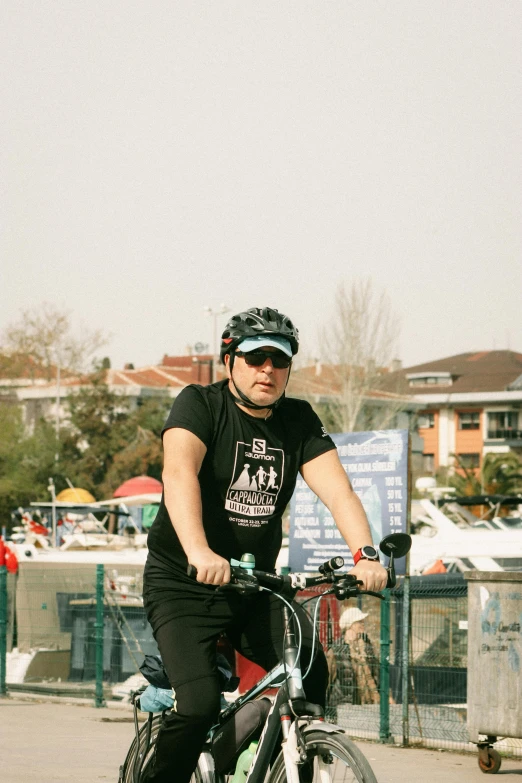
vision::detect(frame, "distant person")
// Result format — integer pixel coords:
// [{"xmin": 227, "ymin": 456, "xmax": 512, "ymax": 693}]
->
[{"xmin": 326, "ymin": 606, "xmax": 380, "ymax": 707}]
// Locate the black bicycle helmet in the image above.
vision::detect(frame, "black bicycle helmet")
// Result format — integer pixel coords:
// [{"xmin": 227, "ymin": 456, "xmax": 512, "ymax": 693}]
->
[{"xmin": 220, "ymin": 307, "xmax": 299, "ymax": 362}]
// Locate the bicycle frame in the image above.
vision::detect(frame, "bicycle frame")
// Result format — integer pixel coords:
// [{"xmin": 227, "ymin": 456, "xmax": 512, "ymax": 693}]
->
[{"xmin": 212, "ymin": 602, "xmax": 323, "ymax": 783}]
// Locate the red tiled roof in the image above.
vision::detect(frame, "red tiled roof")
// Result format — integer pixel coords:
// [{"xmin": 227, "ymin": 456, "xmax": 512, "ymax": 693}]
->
[
  {"xmin": 162, "ymin": 354, "xmax": 213, "ymax": 368},
  {"xmin": 2, "ymin": 365, "xmax": 189, "ymax": 392},
  {"xmin": 107, "ymin": 367, "xmax": 187, "ymax": 388}
]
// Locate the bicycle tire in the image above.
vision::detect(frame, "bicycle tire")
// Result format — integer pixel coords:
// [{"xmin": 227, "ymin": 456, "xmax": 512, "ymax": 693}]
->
[
  {"xmin": 268, "ymin": 728, "xmax": 378, "ymax": 783},
  {"xmin": 120, "ymin": 714, "xmax": 216, "ymax": 783}
]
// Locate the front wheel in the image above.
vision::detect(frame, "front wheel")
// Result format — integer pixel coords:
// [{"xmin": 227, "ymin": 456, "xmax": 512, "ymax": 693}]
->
[{"xmin": 268, "ymin": 729, "xmax": 378, "ymax": 783}]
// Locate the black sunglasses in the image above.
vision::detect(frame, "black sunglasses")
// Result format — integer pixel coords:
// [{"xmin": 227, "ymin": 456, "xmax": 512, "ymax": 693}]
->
[{"xmin": 235, "ymin": 350, "xmax": 292, "ymax": 369}]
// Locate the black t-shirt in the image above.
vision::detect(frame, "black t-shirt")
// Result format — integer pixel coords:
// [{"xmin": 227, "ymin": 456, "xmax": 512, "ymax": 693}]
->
[{"xmin": 146, "ymin": 380, "xmax": 336, "ymax": 575}]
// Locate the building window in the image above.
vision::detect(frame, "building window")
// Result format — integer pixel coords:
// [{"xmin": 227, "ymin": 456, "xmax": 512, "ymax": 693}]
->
[
  {"xmin": 408, "ymin": 376, "xmax": 452, "ymax": 387},
  {"xmin": 458, "ymin": 453, "xmax": 480, "ymax": 469},
  {"xmin": 407, "ymin": 371, "xmax": 453, "ymax": 387},
  {"xmin": 423, "ymin": 454, "xmax": 435, "ymax": 472},
  {"xmin": 487, "ymin": 411, "xmax": 519, "ymax": 439},
  {"xmin": 418, "ymin": 413, "xmax": 435, "ymax": 429},
  {"xmin": 458, "ymin": 412, "xmax": 480, "ymax": 430}
]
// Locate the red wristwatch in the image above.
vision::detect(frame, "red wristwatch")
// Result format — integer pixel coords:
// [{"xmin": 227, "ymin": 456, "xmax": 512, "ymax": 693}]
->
[{"xmin": 353, "ymin": 545, "xmax": 380, "ymax": 565}]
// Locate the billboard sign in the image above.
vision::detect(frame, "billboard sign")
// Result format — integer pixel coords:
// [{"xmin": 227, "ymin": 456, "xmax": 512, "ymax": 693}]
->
[{"xmin": 289, "ymin": 429, "xmax": 409, "ymax": 572}]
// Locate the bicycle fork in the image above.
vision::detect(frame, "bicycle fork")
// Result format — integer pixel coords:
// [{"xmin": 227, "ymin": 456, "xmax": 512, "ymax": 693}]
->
[{"xmin": 279, "ymin": 604, "xmax": 311, "ymax": 783}]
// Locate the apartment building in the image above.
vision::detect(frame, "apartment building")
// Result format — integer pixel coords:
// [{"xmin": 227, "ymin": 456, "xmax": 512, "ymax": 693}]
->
[{"xmin": 383, "ymin": 350, "xmax": 522, "ymax": 473}]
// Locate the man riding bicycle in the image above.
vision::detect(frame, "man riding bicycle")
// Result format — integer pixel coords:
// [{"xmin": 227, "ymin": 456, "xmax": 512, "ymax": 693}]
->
[{"xmin": 142, "ymin": 306, "xmax": 387, "ymax": 783}]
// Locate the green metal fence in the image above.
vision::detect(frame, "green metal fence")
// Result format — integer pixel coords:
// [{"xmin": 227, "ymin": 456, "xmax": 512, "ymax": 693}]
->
[
  {"xmin": 322, "ymin": 575, "xmax": 471, "ymax": 750},
  {"xmin": 3, "ymin": 561, "xmax": 158, "ymax": 703},
  {"xmin": 1, "ymin": 562, "xmax": 521, "ymax": 758},
  {"xmin": 0, "ymin": 564, "xmax": 7, "ymax": 697}
]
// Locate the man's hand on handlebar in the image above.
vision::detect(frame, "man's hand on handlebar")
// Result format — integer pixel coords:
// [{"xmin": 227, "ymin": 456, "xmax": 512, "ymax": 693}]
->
[
  {"xmin": 349, "ymin": 559, "xmax": 388, "ymax": 592},
  {"xmin": 187, "ymin": 534, "xmax": 411, "ymax": 593},
  {"xmin": 186, "ymin": 547, "xmax": 231, "ymax": 586}
]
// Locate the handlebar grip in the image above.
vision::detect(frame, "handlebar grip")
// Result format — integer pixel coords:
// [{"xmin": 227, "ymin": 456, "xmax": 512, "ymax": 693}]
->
[{"xmin": 318, "ymin": 556, "xmax": 345, "ymax": 574}]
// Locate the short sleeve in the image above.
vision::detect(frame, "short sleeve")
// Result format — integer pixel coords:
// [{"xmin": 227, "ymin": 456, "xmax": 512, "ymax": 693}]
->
[
  {"xmin": 161, "ymin": 385, "xmax": 213, "ymax": 447},
  {"xmin": 298, "ymin": 402, "xmax": 337, "ymax": 466}
]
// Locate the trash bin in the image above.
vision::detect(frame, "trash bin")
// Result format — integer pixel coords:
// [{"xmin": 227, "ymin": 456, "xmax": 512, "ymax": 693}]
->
[{"xmin": 465, "ymin": 571, "xmax": 522, "ymax": 774}]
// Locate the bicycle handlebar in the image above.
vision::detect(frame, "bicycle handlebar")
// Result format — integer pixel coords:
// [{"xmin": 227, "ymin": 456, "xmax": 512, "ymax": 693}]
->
[{"xmin": 187, "ymin": 533, "xmax": 412, "ymax": 601}]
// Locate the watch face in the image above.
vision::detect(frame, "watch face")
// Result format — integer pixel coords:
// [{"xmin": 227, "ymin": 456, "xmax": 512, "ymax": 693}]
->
[{"xmin": 361, "ymin": 545, "xmax": 379, "ymax": 560}]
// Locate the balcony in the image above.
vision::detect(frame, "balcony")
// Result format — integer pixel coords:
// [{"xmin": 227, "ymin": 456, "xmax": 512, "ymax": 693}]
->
[{"xmin": 486, "ymin": 429, "xmax": 522, "ymax": 445}]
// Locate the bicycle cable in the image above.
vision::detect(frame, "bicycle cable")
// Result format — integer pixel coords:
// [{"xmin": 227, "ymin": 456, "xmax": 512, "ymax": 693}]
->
[
  {"xmin": 301, "ymin": 591, "xmax": 326, "ymax": 681},
  {"xmin": 259, "ymin": 586, "xmax": 303, "ymax": 690}
]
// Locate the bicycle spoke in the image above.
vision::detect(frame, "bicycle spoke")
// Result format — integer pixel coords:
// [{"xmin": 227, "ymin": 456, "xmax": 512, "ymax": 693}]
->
[
  {"xmin": 312, "ymin": 750, "xmax": 365, "ymax": 783},
  {"xmin": 270, "ymin": 732, "xmax": 377, "ymax": 783}
]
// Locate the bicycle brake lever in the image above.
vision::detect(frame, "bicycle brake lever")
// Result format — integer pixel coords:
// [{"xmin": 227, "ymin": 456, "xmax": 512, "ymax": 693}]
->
[{"xmin": 332, "ymin": 579, "xmax": 363, "ymax": 600}]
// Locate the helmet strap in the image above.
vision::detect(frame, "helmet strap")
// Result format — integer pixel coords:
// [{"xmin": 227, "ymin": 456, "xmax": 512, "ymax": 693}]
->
[{"xmin": 227, "ymin": 352, "xmax": 289, "ymax": 412}]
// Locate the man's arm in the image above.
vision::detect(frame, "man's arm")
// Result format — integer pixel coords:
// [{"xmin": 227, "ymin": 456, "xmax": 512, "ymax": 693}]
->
[
  {"xmin": 300, "ymin": 449, "xmax": 387, "ymax": 591},
  {"xmin": 162, "ymin": 427, "xmax": 230, "ymax": 585}
]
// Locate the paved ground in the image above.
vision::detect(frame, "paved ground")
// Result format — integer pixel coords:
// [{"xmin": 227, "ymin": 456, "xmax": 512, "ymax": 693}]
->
[{"xmin": 2, "ymin": 696, "xmax": 522, "ymax": 782}]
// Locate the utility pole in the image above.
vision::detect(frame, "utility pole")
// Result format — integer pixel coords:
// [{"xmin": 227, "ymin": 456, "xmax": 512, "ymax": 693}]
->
[
  {"xmin": 203, "ymin": 304, "xmax": 231, "ymax": 383},
  {"xmin": 54, "ymin": 344, "xmax": 61, "ymax": 463}
]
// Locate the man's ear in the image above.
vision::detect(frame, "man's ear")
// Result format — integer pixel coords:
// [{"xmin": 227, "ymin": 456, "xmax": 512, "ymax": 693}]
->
[{"xmin": 224, "ymin": 353, "xmax": 231, "ymax": 379}]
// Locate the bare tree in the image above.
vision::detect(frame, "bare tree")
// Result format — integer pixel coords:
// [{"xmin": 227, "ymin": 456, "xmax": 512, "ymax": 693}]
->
[
  {"xmin": 1, "ymin": 302, "xmax": 108, "ymax": 380},
  {"xmin": 319, "ymin": 278, "xmax": 405, "ymax": 432}
]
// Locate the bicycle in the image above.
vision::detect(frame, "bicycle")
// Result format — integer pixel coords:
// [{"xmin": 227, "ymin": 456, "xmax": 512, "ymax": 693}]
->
[{"xmin": 119, "ymin": 532, "xmax": 411, "ymax": 783}]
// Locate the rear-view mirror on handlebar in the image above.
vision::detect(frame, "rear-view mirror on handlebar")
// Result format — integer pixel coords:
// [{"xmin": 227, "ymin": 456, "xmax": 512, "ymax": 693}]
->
[
  {"xmin": 379, "ymin": 533, "xmax": 411, "ymax": 559},
  {"xmin": 379, "ymin": 533, "xmax": 412, "ymax": 589}
]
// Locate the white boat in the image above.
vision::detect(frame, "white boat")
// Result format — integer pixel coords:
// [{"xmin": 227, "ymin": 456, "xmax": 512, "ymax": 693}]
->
[
  {"xmin": 9, "ymin": 493, "xmax": 161, "ymax": 565},
  {"xmin": 410, "ymin": 495, "xmax": 522, "ymax": 574}
]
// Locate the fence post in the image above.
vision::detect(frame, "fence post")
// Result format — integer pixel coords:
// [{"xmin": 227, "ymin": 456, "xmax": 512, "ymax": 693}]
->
[
  {"xmin": 95, "ymin": 564, "xmax": 106, "ymax": 708},
  {"xmin": 401, "ymin": 575, "xmax": 410, "ymax": 746},
  {"xmin": 379, "ymin": 588, "xmax": 392, "ymax": 741},
  {"xmin": 0, "ymin": 562, "xmax": 7, "ymax": 698}
]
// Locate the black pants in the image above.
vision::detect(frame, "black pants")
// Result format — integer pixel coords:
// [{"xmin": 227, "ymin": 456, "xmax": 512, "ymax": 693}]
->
[{"xmin": 141, "ymin": 582, "xmax": 328, "ymax": 783}]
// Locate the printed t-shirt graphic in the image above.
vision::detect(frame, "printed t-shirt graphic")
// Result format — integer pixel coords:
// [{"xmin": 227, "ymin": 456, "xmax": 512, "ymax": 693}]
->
[{"xmin": 226, "ymin": 438, "xmax": 284, "ymax": 516}]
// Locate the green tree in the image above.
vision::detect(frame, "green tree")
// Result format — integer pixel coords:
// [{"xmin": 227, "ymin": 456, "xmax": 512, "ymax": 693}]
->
[
  {"xmin": 134, "ymin": 396, "xmax": 173, "ymax": 437},
  {"xmin": 59, "ymin": 375, "xmax": 133, "ymax": 494},
  {"xmin": 0, "ymin": 374, "xmax": 172, "ymax": 527},
  {"xmin": 0, "ymin": 406, "xmax": 64, "ymax": 528},
  {"xmin": 60, "ymin": 380, "xmax": 171, "ymax": 497},
  {"xmin": 100, "ymin": 426, "xmax": 163, "ymax": 496},
  {"xmin": 449, "ymin": 451, "xmax": 522, "ymax": 496}
]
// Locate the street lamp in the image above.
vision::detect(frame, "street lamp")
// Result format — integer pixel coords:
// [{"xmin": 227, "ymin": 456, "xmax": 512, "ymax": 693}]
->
[{"xmin": 203, "ymin": 303, "xmax": 231, "ymax": 383}]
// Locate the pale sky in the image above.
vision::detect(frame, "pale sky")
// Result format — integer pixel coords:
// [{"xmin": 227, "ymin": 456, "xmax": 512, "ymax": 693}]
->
[{"xmin": 2, "ymin": 2, "xmax": 521, "ymax": 371}]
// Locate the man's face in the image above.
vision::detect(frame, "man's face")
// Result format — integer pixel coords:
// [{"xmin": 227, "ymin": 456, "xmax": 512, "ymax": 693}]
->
[{"xmin": 225, "ymin": 346, "xmax": 291, "ymax": 409}]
